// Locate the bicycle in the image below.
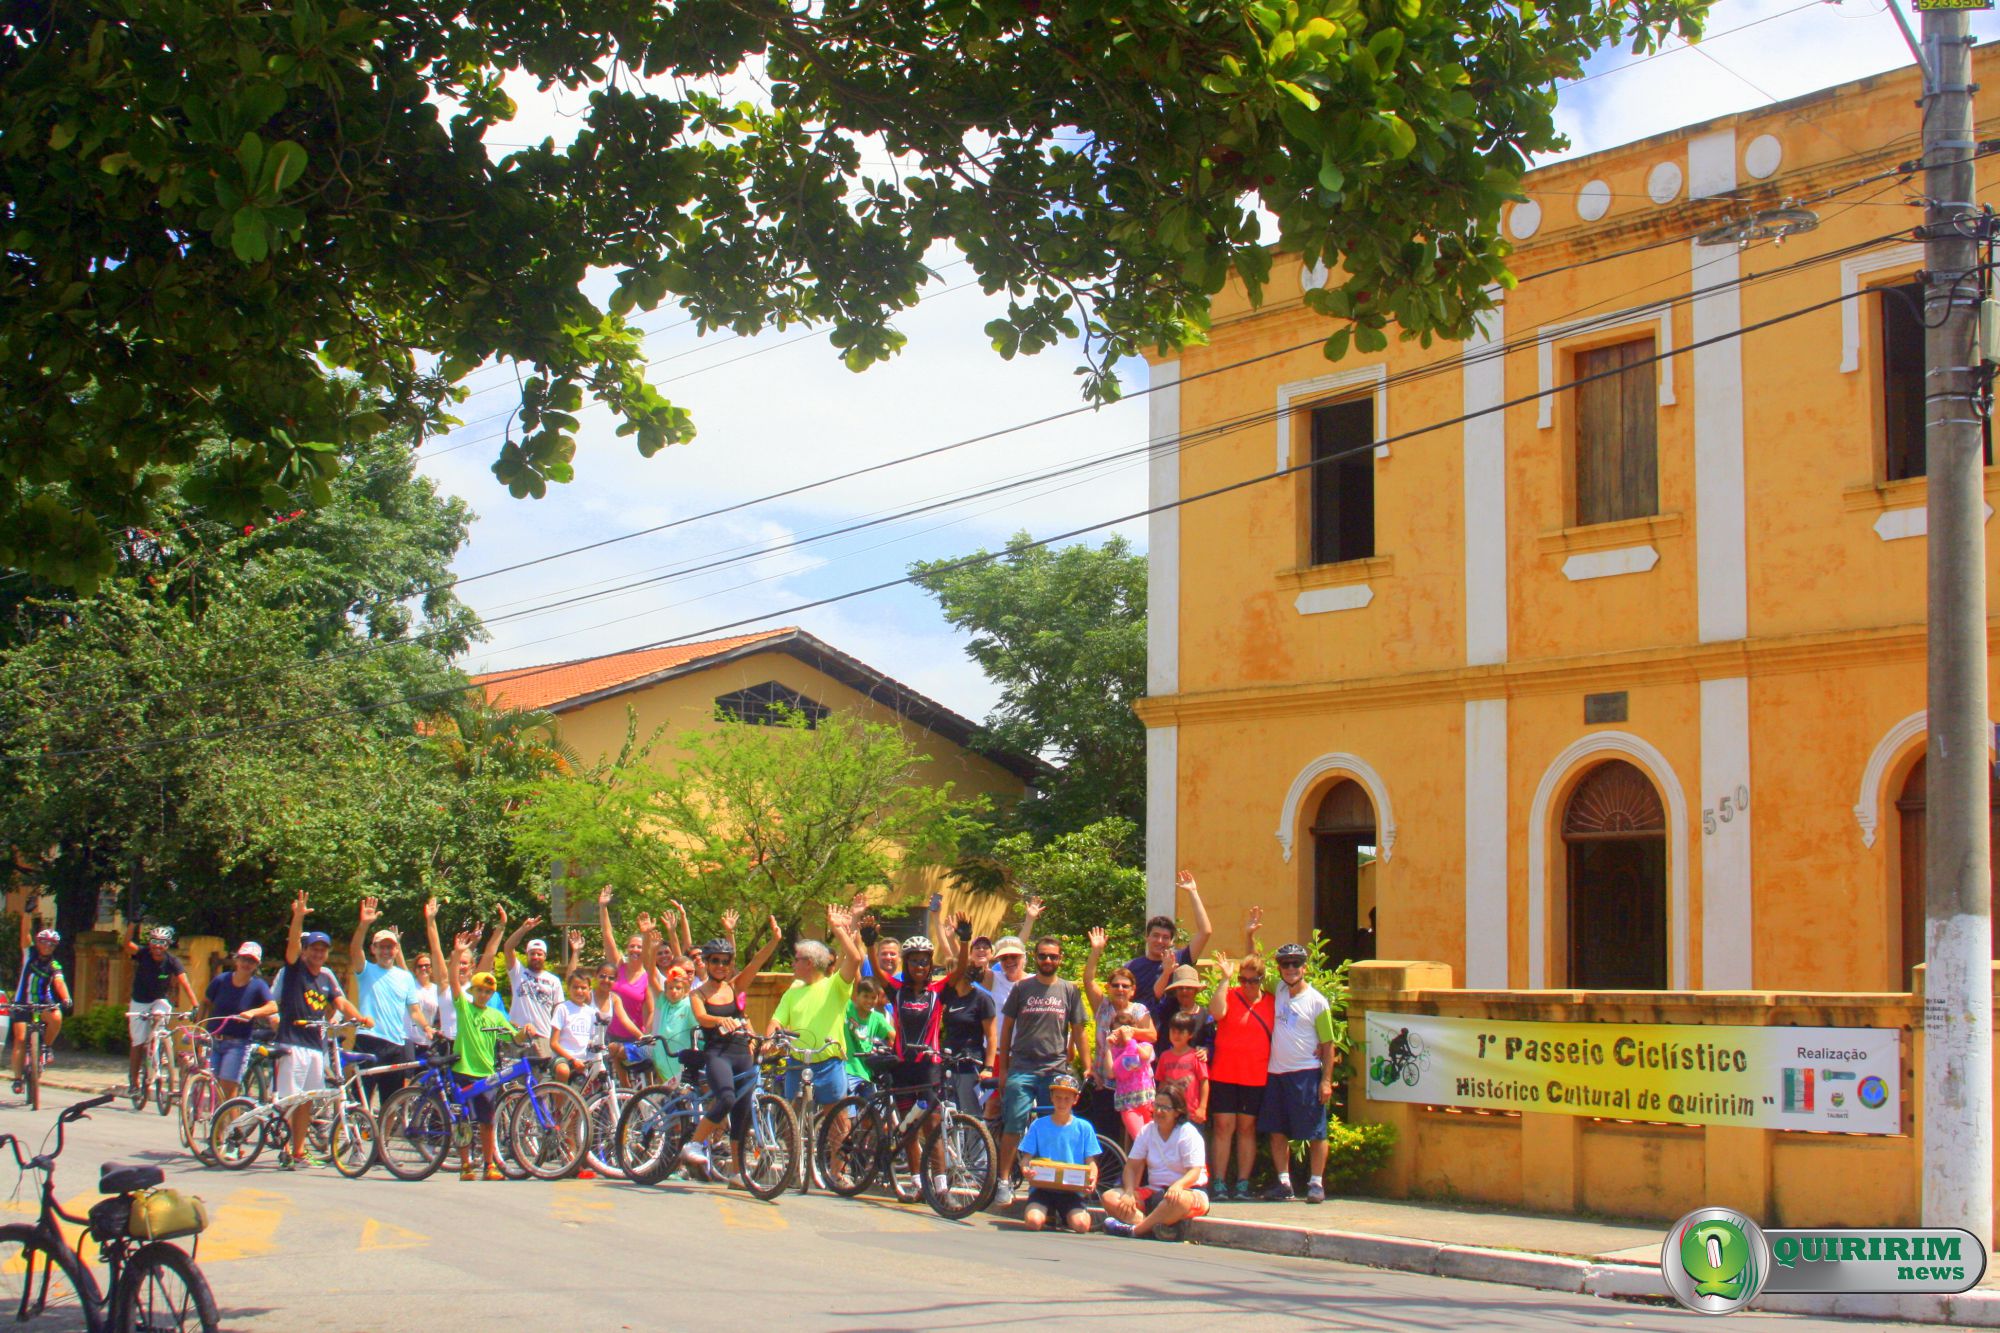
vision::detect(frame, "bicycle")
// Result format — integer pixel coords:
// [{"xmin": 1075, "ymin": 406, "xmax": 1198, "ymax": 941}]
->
[
  {"xmin": 996, "ymin": 1090, "xmax": 1128, "ymax": 1208},
  {"xmin": 131, "ymin": 1008, "xmax": 194, "ymax": 1114},
  {"xmin": 815, "ymin": 1046, "xmax": 997, "ymax": 1220},
  {"xmin": 8, "ymin": 1002, "xmax": 63, "ymax": 1112},
  {"xmin": 611, "ymin": 1037, "xmax": 795, "ymax": 1201},
  {"xmin": 0, "ymin": 1091, "xmax": 219, "ymax": 1331},
  {"xmin": 374, "ymin": 1041, "xmax": 589, "ymax": 1181},
  {"xmin": 179, "ymin": 1029, "xmax": 277, "ymax": 1169},
  {"xmin": 577, "ymin": 1033, "xmax": 659, "ymax": 1179},
  {"xmin": 764, "ymin": 1028, "xmax": 845, "ymax": 1194},
  {"xmin": 205, "ymin": 1021, "xmax": 378, "ymax": 1179},
  {"xmin": 610, "ymin": 1058, "xmax": 707, "ymax": 1186}
]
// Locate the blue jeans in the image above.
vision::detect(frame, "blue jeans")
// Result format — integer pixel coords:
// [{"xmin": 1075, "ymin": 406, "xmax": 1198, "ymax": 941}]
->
[
  {"xmin": 209, "ymin": 1038, "xmax": 251, "ymax": 1084},
  {"xmin": 783, "ymin": 1059, "xmax": 850, "ymax": 1104},
  {"xmin": 1003, "ymin": 1070, "xmax": 1058, "ymax": 1136}
]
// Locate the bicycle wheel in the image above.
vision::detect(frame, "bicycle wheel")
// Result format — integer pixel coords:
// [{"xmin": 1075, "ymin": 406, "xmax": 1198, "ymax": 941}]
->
[
  {"xmin": 113, "ymin": 1241, "xmax": 218, "ymax": 1332},
  {"xmin": 1091, "ymin": 1137, "xmax": 1127, "ymax": 1204},
  {"xmin": 815, "ymin": 1097, "xmax": 883, "ymax": 1197},
  {"xmin": 207, "ymin": 1097, "xmax": 265, "ymax": 1170},
  {"xmin": 507, "ymin": 1082, "xmax": 589, "ymax": 1181},
  {"xmin": 178, "ymin": 1073, "xmax": 221, "ymax": 1164},
  {"xmin": 150, "ymin": 1042, "xmax": 174, "ymax": 1117},
  {"xmin": 242, "ymin": 1056, "xmax": 272, "ymax": 1106},
  {"xmin": 129, "ymin": 1059, "xmax": 147, "ymax": 1112},
  {"xmin": 376, "ymin": 1089, "xmax": 451, "ymax": 1182},
  {"xmin": 1401, "ymin": 1059, "xmax": 1420, "ymax": 1088},
  {"xmin": 23, "ymin": 1030, "xmax": 40, "ymax": 1113},
  {"xmin": 489, "ymin": 1092, "xmax": 529, "ymax": 1180},
  {"xmin": 921, "ymin": 1110, "xmax": 996, "ymax": 1220},
  {"xmin": 0, "ymin": 1222, "xmax": 99, "ymax": 1330},
  {"xmin": 739, "ymin": 1094, "xmax": 797, "ymax": 1201},
  {"xmin": 329, "ymin": 1103, "xmax": 377, "ymax": 1179},
  {"xmin": 614, "ymin": 1086, "xmax": 687, "ymax": 1185},
  {"xmin": 583, "ymin": 1090, "xmax": 626, "ymax": 1179}
]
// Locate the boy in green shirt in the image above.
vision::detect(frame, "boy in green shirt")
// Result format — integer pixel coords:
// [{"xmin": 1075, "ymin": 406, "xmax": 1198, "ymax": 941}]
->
[
  {"xmin": 844, "ymin": 977, "xmax": 893, "ymax": 1095},
  {"xmin": 424, "ymin": 899, "xmax": 518, "ymax": 1181}
]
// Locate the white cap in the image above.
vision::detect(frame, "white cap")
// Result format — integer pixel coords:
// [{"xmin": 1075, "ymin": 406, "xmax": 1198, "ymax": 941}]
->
[
  {"xmin": 371, "ymin": 929, "xmax": 398, "ymax": 945},
  {"xmin": 526, "ymin": 938, "xmax": 549, "ymax": 954},
  {"xmin": 236, "ymin": 941, "xmax": 263, "ymax": 961}
]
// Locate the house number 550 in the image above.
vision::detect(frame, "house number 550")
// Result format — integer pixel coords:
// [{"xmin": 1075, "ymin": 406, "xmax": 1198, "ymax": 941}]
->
[{"xmin": 1702, "ymin": 784, "xmax": 1751, "ymax": 836}]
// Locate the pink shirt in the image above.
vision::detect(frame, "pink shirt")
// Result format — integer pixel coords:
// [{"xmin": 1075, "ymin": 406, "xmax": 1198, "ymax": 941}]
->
[{"xmin": 609, "ymin": 964, "xmax": 651, "ymax": 1040}]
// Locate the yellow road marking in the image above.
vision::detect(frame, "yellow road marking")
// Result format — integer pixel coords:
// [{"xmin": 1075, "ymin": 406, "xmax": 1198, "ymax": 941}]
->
[
  {"xmin": 549, "ymin": 1180, "xmax": 611, "ymax": 1226},
  {"xmin": 196, "ymin": 1187, "xmax": 285, "ymax": 1263},
  {"xmin": 357, "ymin": 1218, "xmax": 429, "ymax": 1252},
  {"xmin": 716, "ymin": 1196, "xmax": 788, "ymax": 1231}
]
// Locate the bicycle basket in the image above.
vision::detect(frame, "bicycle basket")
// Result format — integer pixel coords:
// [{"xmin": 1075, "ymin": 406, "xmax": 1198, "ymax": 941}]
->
[
  {"xmin": 129, "ymin": 1188, "xmax": 209, "ymax": 1242},
  {"xmin": 87, "ymin": 1195, "xmax": 132, "ymax": 1244}
]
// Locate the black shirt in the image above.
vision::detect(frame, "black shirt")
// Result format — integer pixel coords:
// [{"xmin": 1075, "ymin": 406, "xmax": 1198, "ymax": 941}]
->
[
  {"xmin": 940, "ymin": 984, "xmax": 995, "ymax": 1060},
  {"xmin": 129, "ymin": 949, "xmax": 186, "ymax": 1005},
  {"xmin": 273, "ymin": 964, "xmax": 343, "ymax": 1048}
]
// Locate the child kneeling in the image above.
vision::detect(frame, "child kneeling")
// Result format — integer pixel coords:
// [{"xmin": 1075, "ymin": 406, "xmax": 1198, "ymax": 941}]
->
[{"xmin": 1016, "ymin": 1071, "xmax": 1100, "ymax": 1234}]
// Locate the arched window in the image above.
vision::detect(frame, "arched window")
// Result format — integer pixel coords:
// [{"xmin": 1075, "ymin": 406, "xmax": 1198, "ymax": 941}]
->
[{"xmin": 1563, "ymin": 760, "xmax": 1667, "ymax": 989}]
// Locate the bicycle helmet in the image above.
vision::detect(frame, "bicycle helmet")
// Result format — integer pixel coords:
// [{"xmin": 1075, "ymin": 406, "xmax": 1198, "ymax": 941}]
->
[
  {"xmin": 33, "ymin": 928, "xmax": 58, "ymax": 946},
  {"xmin": 1274, "ymin": 943, "xmax": 1309, "ymax": 965},
  {"xmin": 147, "ymin": 926, "xmax": 175, "ymax": 945},
  {"xmin": 900, "ymin": 934, "xmax": 934, "ymax": 955},
  {"xmin": 699, "ymin": 938, "xmax": 734, "ymax": 959}
]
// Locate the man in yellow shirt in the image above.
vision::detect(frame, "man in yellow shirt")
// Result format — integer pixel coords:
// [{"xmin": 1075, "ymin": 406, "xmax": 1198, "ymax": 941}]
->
[{"xmin": 769, "ymin": 904, "xmax": 866, "ymax": 1107}]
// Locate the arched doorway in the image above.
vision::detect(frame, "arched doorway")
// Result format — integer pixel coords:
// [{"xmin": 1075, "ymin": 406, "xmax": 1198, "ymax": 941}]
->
[
  {"xmin": 1894, "ymin": 755, "xmax": 2000, "ymax": 986},
  {"xmin": 1564, "ymin": 760, "xmax": 1668, "ymax": 989},
  {"xmin": 1312, "ymin": 780, "xmax": 1376, "ymax": 965}
]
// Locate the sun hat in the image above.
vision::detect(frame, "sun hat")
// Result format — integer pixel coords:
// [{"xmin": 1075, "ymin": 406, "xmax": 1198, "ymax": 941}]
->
[{"xmin": 993, "ymin": 936, "xmax": 1027, "ymax": 959}]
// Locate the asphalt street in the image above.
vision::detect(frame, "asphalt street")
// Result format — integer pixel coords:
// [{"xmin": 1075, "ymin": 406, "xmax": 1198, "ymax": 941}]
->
[{"xmin": 0, "ymin": 1090, "xmax": 1923, "ymax": 1331}]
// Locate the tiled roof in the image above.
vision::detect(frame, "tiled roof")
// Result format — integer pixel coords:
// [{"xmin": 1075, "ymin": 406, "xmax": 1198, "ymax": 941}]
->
[{"xmin": 470, "ymin": 628, "xmax": 797, "ymax": 714}]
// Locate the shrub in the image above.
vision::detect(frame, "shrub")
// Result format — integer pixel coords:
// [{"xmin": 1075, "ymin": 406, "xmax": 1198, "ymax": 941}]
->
[
  {"xmin": 1321, "ymin": 1118, "xmax": 1398, "ymax": 1191},
  {"xmin": 67, "ymin": 1002, "xmax": 129, "ymax": 1054}
]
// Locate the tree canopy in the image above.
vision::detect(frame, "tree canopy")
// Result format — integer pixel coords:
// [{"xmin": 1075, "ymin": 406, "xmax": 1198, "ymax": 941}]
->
[{"xmin": 2, "ymin": 0, "xmax": 1706, "ymax": 585}]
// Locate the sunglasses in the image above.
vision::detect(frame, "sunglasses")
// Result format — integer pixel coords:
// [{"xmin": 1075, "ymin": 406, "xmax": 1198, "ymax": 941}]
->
[
  {"xmin": 1279, "ymin": 961, "xmax": 1306, "ymax": 969},
  {"xmin": 705, "ymin": 955, "xmax": 735, "ymax": 964},
  {"xmin": 1035, "ymin": 953, "xmax": 1062, "ymax": 962}
]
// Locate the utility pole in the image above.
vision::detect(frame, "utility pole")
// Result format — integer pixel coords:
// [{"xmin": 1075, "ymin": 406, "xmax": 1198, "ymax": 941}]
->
[{"xmin": 1916, "ymin": 3, "xmax": 1993, "ymax": 1248}]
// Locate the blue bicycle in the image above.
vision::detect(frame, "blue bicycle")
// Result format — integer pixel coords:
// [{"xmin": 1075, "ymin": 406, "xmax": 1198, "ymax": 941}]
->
[{"xmin": 374, "ymin": 1043, "xmax": 589, "ymax": 1181}]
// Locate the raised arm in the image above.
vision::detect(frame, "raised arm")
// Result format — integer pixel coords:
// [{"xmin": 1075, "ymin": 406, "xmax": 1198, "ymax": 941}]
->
[
  {"xmin": 597, "ymin": 886, "xmax": 623, "ymax": 964},
  {"xmin": 670, "ymin": 901, "xmax": 695, "ymax": 960},
  {"xmin": 1179, "ymin": 870, "xmax": 1212, "ymax": 961},
  {"xmin": 1209, "ymin": 953, "xmax": 1238, "ymax": 1021},
  {"xmin": 720, "ymin": 908, "xmax": 739, "ymax": 958},
  {"xmin": 943, "ymin": 911, "xmax": 971, "ymax": 983},
  {"xmin": 731, "ymin": 915, "xmax": 783, "ymax": 991},
  {"xmin": 1082, "ymin": 926, "xmax": 1108, "ymax": 1012},
  {"xmin": 501, "ymin": 912, "xmax": 537, "ymax": 973},
  {"xmin": 639, "ymin": 916, "xmax": 665, "ymax": 996},
  {"xmin": 422, "ymin": 899, "xmax": 451, "ymax": 999},
  {"xmin": 1244, "ymin": 904, "xmax": 1265, "ymax": 958},
  {"xmin": 828, "ymin": 905, "xmax": 865, "ymax": 985},
  {"xmin": 285, "ymin": 891, "xmax": 308, "ymax": 966},
  {"xmin": 478, "ymin": 905, "xmax": 506, "ymax": 976},
  {"xmin": 1017, "ymin": 894, "xmax": 1044, "ymax": 942},
  {"xmin": 348, "ymin": 896, "xmax": 378, "ymax": 989},
  {"xmin": 928, "ymin": 892, "xmax": 953, "ymax": 968}
]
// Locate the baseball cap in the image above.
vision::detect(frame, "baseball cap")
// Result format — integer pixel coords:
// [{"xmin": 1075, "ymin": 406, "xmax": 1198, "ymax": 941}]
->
[
  {"xmin": 371, "ymin": 929, "xmax": 397, "ymax": 945},
  {"xmin": 236, "ymin": 941, "xmax": 263, "ymax": 961},
  {"xmin": 1168, "ymin": 963, "xmax": 1202, "ymax": 989},
  {"xmin": 993, "ymin": 936, "xmax": 1027, "ymax": 959},
  {"xmin": 300, "ymin": 931, "xmax": 332, "ymax": 947},
  {"xmin": 970, "ymin": 935, "xmax": 993, "ymax": 951},
  {"xmin": 470, "ymin": 971, "xmax": 498, "ymax": 990},
  {"xmin": 526, "ymin": 938, "xmax": 549, "ymax": 954}
]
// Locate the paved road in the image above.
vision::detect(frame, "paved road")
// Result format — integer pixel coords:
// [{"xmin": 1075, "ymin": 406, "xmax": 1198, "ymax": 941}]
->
[{"xmin": 0, "ymin": 1090, "xmax": 1918, "ymax": 1331}]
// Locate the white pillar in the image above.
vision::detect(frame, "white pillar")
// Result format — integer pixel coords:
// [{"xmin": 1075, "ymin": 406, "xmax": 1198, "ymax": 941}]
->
[{"xmin": 1145, "ymin": 360, "xmax": 1182, "ymax": 919}]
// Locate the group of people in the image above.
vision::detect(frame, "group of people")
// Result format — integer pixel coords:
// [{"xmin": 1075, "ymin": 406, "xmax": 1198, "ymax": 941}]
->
[{"xmin": 20, "ymin": 869, "xmax": 1345, "ymax": 1234}]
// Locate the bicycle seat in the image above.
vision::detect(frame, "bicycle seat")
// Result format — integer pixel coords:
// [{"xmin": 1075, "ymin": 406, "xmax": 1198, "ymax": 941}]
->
[
  {"xmin": 424, "ymin": 1051, "xmax": 456, "ymax": 1068},
  {"xmin": 100, "ymin": 1162, "xmax": 164, "ymax": 1195},
  {"xmin": 339, "ymin": 1050, "xmax": 375, "ymax": 1068}
]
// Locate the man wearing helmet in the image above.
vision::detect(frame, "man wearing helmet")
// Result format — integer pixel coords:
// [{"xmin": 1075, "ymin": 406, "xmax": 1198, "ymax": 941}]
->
[
  {"xmin": 878, "ymin": 926, "xmax": 973, "ymax": 1200},
  {"xmin": 11, "ymin": 899, "xmax": 69, "ymax": 1094},
  {"xmin": 123, "ymin": 920, "xmax": 197, "ymax": 1098},
  {"xmin": 1258, "ymin": 941, "xmax": 1337, "ymax": 1204}
]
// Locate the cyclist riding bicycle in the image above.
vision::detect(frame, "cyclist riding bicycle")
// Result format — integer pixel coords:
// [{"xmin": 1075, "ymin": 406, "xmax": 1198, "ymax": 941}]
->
[
  {"xmin": 123, "ymin": 922, "xmax": 198, "ymax": 1100},
  {"xmin": 11, "ymin": 903, "xmax": 70, "ymax": 1094}
]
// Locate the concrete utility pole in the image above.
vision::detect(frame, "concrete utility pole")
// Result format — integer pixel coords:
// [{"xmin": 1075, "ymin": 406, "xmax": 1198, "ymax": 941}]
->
[{"xmin": 1916, "ymin": 4, "xmax": 1994, "ymax": 1248}]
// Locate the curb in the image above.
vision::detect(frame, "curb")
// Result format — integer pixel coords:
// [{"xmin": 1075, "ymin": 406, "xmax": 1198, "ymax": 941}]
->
[{"xmin": 1184, "ymin": 1217, "xmax": 2000, "ymax": 1326}]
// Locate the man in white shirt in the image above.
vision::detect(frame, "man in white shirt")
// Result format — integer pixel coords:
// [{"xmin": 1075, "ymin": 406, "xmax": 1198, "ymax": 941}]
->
[
  {"xmin": 502, "ymin": 914, "xmax": 563, "ymax": 1062},
  {"xmin": 1257, "ymin": 942, "xmax": 1337, "ymax": 1204}
]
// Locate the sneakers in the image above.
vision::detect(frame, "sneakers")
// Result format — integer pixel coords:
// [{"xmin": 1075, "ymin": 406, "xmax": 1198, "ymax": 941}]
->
[
  {"xmin": 1306, "ymin": 1181, "xmax": 1326, "ymax": 1205},
  {"xmin": 1231, "ymin": 1179, "xmax": 1252, "ymax": 1203},
  {"xmin": 991, "ymin": 1180, "xmax": 1016, "ymax": 1208},
  {"xmin": 932, "ymin": 1172, "xmax": 951, "ymax": 1200},
  {"xmin": 1262, "ymin": 1179, "xmax": 1295, "ymax": 1203},
  {"xmin": 483, "ymin": 1164, "xmax": 505, "ymax": 1181},
  {"xmin": 679, "ymin": 1142, "xmax": 710, "ymax": 1174},
  {"xmin": 8, "ymin": 1079, "xmax": 19, "ymax": 1096},
  {"xmin": 278, "ymin": 1154, "xmax": 300, "ymax": 1172},
  {"xmin": 1101, "ymin": 1217, "xmax": 1137, "ymax": 1238},
  {"xmin": 459, "ymin": 1163, "xmax": 479, "ymax": 1181},
  {"xmin": 894, "ymin": 1176, "xmax": 922, "ymax": 1203}
]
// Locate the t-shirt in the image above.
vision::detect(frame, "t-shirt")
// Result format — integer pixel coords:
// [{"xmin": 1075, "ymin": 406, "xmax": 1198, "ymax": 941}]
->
[
  {"xmin": 553, "ymin": 998, "xmax": 598, "ymax": 1061},
  {"xmin": 940, "ymin": 983, "xmax": 996, "ymax": 1060},
  {"xmin": 608, "ymin": 965, "xmax": 650, "ymax": 1040},
  {"xmin": 437, "ymin": 988, "xmax": 504, "ymax": 1041},
  {"xmin": 357, "ymin": 962, "xmax": 420, "ymax": 1046},
  {"xmin": 453, "ymin": 992, "xmax": 517, "ymax": 1079},
  {"xmin": 650, "ymin": 995, "xmax": 697, "ymax": 1080},
  {"xmin": 412, "ymin": 983, "xmax": 441, "ymax": 1037},
  {"xmin": 772, "ymin": 972, "xmax": 853, "ymax": 1062},
  {"xmin": 507, "ymin": 961, "xmax": 563, "ymax": 1036},
  {"xmin": 1000, "ymin": 976, "xmax": 1085, "ymax": 1075},
  {"xmin": 129, "ymin": 949, "xmax": 186, "ymax": 1005},
  {"xmin": 272, "ymin": 964, "xmax": 343, "ymax": 1049},
  {"xmin": 1156, "ymin": 1044, "xmax": 1210, "ymax": 1123},
  {"xmin": 1211, "ymin": 986, "xmax": 1275, "ymax": 1086},
  {"xmin": 843, "ymin": 1006, "xmax": 893, "ymax": 1081},
  {"xmin": 883, "ymin": 975, "xmax": 948, "ymax": 1062},
  {"xmin": 988, "ymin": 970, "xmax": 1020, "ymax": 1011},
  {"xmin": 1019, "ymin": 1113, "xmax": 1102, "ymax": 1167},
  {"xmin": 1269, "ymin": 984, "xmax": 1336, "ymax": 1075},
  {"xmin": 1125, "ymin": 946, "xmax": 1194, "ymax": 1026},
  {"xmin": 204, "ymin": 972, "xmax": 273, "ymax": 1041},
  {"xmin": 14, "ymin": 950, "xmax": 64, "ymax": 1006},
  {"xmin": 1130, "ymin": 1119, "xmax": 1208, "ymax": 1190}
]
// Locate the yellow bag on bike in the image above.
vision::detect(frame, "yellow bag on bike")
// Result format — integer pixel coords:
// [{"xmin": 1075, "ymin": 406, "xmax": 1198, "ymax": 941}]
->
[{"xmin": 129, "ymin": 1188, "xmax": 208, "ymax": 1242}]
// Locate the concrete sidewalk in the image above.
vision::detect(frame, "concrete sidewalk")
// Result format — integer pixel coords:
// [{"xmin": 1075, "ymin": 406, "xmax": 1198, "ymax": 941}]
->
[
  {"xmin": 38, "ymin": 1050, "xmax": 129, "ymax": 1095},
  {"xmin": 1186, "ymin": 1193, "xmax": 2000, "ymax": 1326}
]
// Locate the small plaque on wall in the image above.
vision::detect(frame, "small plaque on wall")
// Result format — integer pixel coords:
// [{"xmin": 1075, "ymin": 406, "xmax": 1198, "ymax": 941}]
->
[{"xmin": 1584, "ymin": 691, "xmax": 1628, "ymax": 725}]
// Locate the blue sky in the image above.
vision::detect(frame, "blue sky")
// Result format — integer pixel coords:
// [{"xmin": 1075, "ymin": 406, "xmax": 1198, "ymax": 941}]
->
[{"xmin": 422, "ymin": 1, "xmax": 1998, "ymax": 724}]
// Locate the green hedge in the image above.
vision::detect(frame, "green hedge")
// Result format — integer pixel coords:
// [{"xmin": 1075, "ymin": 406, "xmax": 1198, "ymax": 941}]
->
[{"xmin": 67, "ymin": 1002, "xmax": 129, "ymax": 1054}]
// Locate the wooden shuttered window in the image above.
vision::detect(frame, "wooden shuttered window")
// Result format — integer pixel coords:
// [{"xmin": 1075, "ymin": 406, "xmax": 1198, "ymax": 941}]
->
[
  {"xmin": 1308, "ymin": 398, "xmax": 1375, "ymax": 565},
  {"xmin": 1880, "ymin": 280, "xmax": 1927, "ymax": 482},
  {"xmin": 1573, "ymin": 337, "xmax": 1659, "ymax": 527}
]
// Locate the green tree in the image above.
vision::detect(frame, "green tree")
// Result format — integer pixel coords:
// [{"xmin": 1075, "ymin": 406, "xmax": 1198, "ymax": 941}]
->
[
  {"xmin": 1, "ymin": 0, "xmax": 1708, "ymax": 585},
  {"xmin": 912, "ymin": 534, "xmax": 1146, "ymax": 844},
  {"xmin": 509, "ymin": 706, "xmax": 987, "ymax": 935},
  {"xmin": 987, "ymin": 817, "xmax": 1147, "ymax": 945}
]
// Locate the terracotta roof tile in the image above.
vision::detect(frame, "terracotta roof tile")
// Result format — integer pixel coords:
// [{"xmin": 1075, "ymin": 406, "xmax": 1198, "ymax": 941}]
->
[{"xmin": 470, "ymin": 628, "xmax": 797, "ymax": 713}]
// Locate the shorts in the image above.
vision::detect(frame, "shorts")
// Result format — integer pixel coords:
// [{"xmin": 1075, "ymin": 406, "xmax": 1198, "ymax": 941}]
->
[
  {"xmin": 1209, "ymin": 1080, "xmax": 1267, "ymax": 1119},
  {"xmin": 126, "ymin": 1000, "xmax": 171, "ymax": 1046},
  {"xmin": 1136, "ymin": 1184, "xmax": 1210, "ymax": 1218},
  {"xmin": 274, "ymin": 1044, "xmax": 328, "ymax": 1098},
  {"xmin": 889, "ymin": 1059, "xmax": 940, "ymax": 1112},
  {"xmin": 1255, "ymin": 1068, "xmax": 1328, "ymax": 1142},
  {"xmin": 1025, "ymin": 1187, "xmax": 1092, "ymax": 1220},
  {"xmin": 210, "ymin": 1038, "xmax": 251, "ymax": 1084},
  {"xmin": 1002, "ymin": 1070, "xmax": 1058, "ymax": 1137},
  {"xmin": 454, "ymin": 1071, "xmax": 499, "ymax": 1124},
  {"xmin": 782, "ymin": 1058, "xmax": 850, "ymax": 1105}
]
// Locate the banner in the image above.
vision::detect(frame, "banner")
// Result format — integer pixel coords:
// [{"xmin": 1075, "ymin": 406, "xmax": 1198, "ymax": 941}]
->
[{"xmin": 1363, "ymin": 1012, "xmax": 1902, "ymax": 1133}]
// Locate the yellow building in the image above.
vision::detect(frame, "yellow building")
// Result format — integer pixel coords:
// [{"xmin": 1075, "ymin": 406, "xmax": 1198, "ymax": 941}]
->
[
  {"xmin": 1134, "ymin": 52, "xmax": 1999, "ymax": 998},
  {"xmin": 474, "ymin": 627, "xmax": 1039, "ymax": 932}
]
